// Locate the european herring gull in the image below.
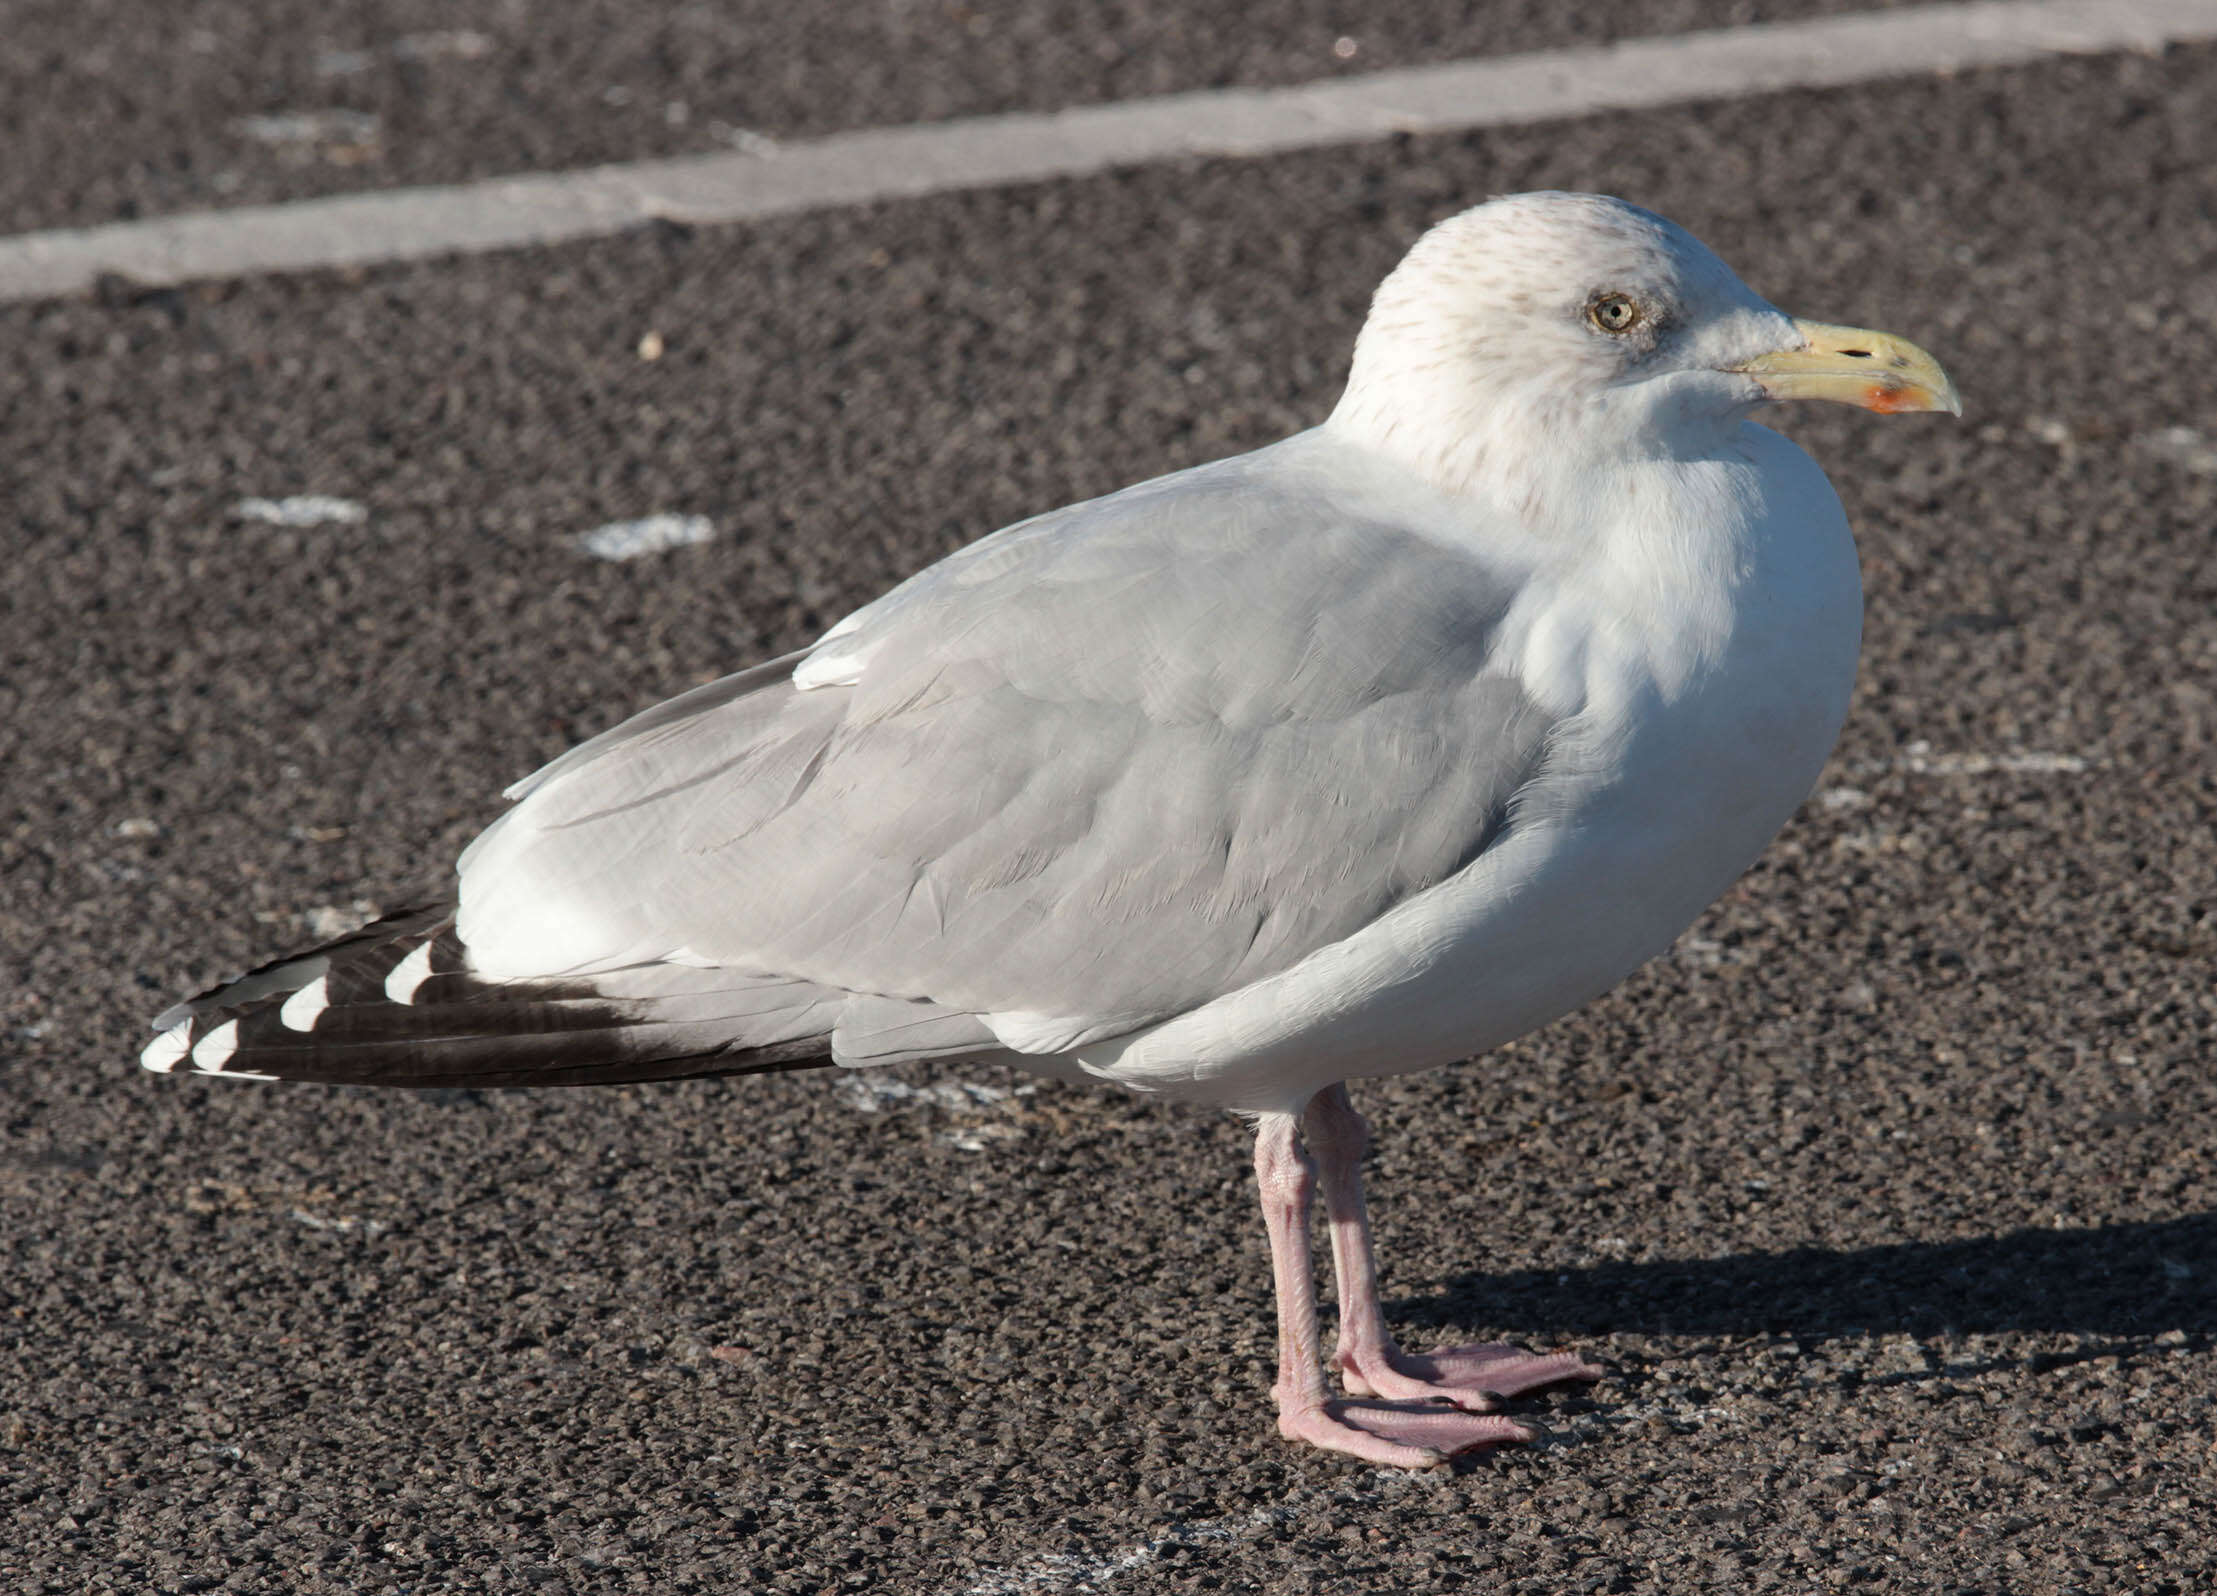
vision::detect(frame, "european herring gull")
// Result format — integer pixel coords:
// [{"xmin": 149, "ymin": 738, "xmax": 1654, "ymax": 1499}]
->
[{"xmin": 142, "ymin": 192, "xmax": 1958, "ymax": 1466}]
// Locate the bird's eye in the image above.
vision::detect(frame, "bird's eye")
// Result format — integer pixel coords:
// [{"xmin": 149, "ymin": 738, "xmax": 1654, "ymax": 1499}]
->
[{"xmin": 1588, "ymin": 293, "xmax": 1643, "ymax": 335}]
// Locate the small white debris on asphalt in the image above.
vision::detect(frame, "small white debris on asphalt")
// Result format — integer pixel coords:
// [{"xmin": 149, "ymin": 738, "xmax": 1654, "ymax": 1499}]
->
[
  {"xmin": 1674, "ymin": 935, "xmax": 1748, "ymax": 970},
  {"xmin": 391, "ymin": 30, "xmax": 494, "ymax": 62},
  {"xmin": 1860, "ymin": 742, "xmax": 2092, "ymax": 777},
  {"xmin": 318, "ymin": 31, "xmax": 492, "ymax": 77},
  {"xmin": 837, "ymin": 1077, "xmax": 1034, "ymax": 1114},
  {"xmin": 577, "ymin": 513, "xmax": 716, "ymax": 561},
  {"xmin": 289, "ymin": 1208, "xmax": 388, "ymax": 1236},
  {"xmin": 2138, "ymin": 426, "xmax": 2217, "ymax": 475},
  {"xmin": 234, "ymin": 495, "xmax": 369, "ymax": 527},
  {"xmin": 300, "ymin": 900, "xmax": 380, "ymax": 940},
  {"xmin": 233, "ymin": 111, "xmax": 381, "ymax": 149},
  {"xmin": 944, "ymin": 1124, "xmax": 1028, "ymax": 1152}
]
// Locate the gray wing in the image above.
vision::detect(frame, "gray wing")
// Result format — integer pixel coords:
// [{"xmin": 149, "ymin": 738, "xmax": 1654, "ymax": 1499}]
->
[{"xmin": 457, "ymin": 436, "xmax": 1555, "ymax": 1054}]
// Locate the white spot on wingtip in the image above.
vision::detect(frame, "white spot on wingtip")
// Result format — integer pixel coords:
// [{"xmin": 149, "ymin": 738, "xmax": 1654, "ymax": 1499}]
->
[
  {"xmin": 141, "ymin": 1020, "xmax": 193, "ymax": 1073},
  {"xmin": 384, "ymin": 943, "xmax": 435, "ymax": 1004},
  {"xmin": 280, "ymin": 976, "xmax": 330, "ymax": 1031},
  {"xmin": 190, "ymin": 1021, "xmax": 239, "ymax": 1072}
]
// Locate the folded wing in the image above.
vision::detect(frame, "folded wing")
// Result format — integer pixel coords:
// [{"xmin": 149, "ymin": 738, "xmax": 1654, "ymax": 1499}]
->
[{"xmin": 459, "ymin": 437, "xmax": 1555, "ymax": 1058}]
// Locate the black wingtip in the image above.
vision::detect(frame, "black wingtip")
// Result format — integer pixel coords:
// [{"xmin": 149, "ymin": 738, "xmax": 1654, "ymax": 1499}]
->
[{"xmin": 141, "ymin": 903, "xmax": 832, "ymax": 1089}]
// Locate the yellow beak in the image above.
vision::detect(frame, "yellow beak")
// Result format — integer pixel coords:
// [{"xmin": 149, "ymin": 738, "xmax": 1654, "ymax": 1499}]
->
[{"xmin": 1732, "ymin": 319, "xmax": 1961, "ymax": 416}]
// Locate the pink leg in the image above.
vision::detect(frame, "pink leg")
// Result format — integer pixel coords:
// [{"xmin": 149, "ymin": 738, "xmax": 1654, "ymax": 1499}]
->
[
  {"xmin": 1304, "ymin": 1083, "xmax": 1602, "ymax": 1407},
  {"xmin": 1253, "ymin": 1112, "xmax": 1535, "ymax": 1466}
]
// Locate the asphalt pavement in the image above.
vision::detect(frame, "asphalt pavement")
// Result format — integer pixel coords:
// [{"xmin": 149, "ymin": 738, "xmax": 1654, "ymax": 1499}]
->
[
  {"xmin": 2, "ymin": 16, "xmax": 2214, "ymax": 1596},
  {"xmin": 0, "ymin": 0, "xmax": 1915, "ymax": 235}
]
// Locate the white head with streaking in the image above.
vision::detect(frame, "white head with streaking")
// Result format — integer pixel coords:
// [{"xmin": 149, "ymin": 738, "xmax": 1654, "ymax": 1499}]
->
[
  {"xmin": 1328, "ymin": 191, "xmax": 1958, "ymax": 504},
  {"xmin": 139, "ymin": 191, "xmax": 1962, "ymax": 1471}
]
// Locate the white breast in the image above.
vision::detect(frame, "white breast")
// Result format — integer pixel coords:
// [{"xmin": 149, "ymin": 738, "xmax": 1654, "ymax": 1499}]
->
[{"xmin": 1073, "ymin": 423, "xmax": 1863, "ymax": 1111}]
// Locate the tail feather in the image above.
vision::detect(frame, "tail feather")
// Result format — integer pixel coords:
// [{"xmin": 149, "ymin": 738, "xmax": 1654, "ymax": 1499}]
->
[{"xmin": 142, "ymin": 905, "xmax": 834, "ymax": 1090}]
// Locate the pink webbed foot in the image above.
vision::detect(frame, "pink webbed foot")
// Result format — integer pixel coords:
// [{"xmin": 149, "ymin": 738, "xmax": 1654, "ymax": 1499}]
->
[
  {"xmin": 1252, "ymin": 1104, "xmax": 1600, "ymax": 1468},
  {"xmin": 1277, "ymin": 1394, "xmax": 1539, "ymax": 1468},
  {"xmin": 1336, "ymin": 1341, "xmax": 1603, "ymax": 1409}
]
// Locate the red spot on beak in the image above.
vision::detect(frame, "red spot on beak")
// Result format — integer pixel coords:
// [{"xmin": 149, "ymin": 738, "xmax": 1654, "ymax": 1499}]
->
[{"xmin": 1865, "ymin": 384, "xmax": 1917, "ymax": 414}]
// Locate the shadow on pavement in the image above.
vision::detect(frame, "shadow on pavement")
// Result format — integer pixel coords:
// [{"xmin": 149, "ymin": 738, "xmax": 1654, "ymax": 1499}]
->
[{"xmin": 1403, "ymin": 1211, "xmax": 2216, "ymax": 1340}]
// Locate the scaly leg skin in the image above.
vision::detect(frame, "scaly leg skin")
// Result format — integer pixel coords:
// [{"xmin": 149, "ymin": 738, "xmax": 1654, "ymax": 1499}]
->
[
  {"xmin": 1253, "ymin": 1113, "xmax": 1535, "ymax": 1466},
  {"xmin": 1304, "ymin": 1084, "xmax": 1604, "ymax": 1408}
]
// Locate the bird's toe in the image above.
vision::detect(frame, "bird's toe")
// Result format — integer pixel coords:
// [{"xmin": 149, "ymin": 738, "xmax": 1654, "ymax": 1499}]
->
[{"xmin": 1274, "ymin": 1395, "xmax": 1538, "ymax": 1467}]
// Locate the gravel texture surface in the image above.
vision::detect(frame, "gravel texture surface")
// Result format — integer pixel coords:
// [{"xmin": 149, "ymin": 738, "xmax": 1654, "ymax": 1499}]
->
[
  {"xmin": 0, "ymin": 0, "xmax": 1920, "ymax": 234},
  {"xmin": 3, "ymin": 37, "xmax": 2214, "ymax": 1596}
]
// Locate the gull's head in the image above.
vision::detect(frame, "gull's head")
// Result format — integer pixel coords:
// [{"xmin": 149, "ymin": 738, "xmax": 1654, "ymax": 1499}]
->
[{"xmin": 1330, "ymin": 191, "xmax": 1958, "ymax": 498}]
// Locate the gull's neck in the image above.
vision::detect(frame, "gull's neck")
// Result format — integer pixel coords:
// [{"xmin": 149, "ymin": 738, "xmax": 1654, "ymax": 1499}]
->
[
  {"xmin": 1316, "ymin": 333, "xmax": 1779, "ymax": 700},
  {"xmin": 1324, "ymin": 346, "xmax": 1733, "ymax": 536},
  {"xmin": 1322, "ymin": 308, "xmax": 1629, "ymax": 516},
  {"xmin": 1326, "ymin": 374, "xmax": 1553, "ymax": 511}
]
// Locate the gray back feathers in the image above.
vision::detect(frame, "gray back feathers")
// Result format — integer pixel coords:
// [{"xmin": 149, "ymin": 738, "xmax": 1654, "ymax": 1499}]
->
[{"xmin": 458, "ymin": 435, "xmax": 1555, "ymax": 1056}]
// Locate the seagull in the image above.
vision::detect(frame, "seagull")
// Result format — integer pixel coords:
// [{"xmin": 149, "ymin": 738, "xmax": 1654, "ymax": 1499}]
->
[{"xmin": 141, "ymin": 192, "xmax": 1957, "ymax": 1467}]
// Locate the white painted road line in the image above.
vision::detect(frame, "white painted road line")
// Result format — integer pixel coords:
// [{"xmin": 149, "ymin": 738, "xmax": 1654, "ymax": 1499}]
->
[{"xmin": 2, "ymin": 0, "xmax": 2211, "ymax": 303}]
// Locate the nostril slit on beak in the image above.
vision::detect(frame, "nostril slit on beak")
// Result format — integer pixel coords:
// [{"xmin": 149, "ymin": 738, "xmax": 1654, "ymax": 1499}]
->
[{"xmin": 1841, "ymin": 348, "xmax": 1872, "ymax": 359}]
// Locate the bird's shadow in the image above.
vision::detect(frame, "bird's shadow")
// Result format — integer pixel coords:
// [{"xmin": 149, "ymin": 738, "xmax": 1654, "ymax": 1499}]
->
[{"xmin": 1395, "ymin": 1211, "xmax": 2216, "ymax": 1343}]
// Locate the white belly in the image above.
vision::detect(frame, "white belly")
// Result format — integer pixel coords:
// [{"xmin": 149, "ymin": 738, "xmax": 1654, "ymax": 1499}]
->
[{"xmin": 1071, "ymin": 427, "xmax": 1863, "ymax": 1111}]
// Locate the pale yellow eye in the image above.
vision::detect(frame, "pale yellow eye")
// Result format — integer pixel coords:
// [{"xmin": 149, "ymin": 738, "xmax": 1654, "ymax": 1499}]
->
[{"xmin": 1589, "ymin": 293, "xmax": 1642, "ymax": 334}]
